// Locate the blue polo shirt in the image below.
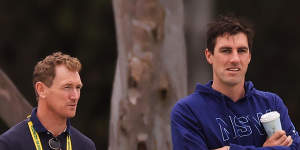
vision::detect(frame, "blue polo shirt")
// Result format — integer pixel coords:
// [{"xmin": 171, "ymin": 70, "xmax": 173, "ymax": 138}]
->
[{"xmin": 0, "ymin": 108, "xmax": 96, "ymax": 150}]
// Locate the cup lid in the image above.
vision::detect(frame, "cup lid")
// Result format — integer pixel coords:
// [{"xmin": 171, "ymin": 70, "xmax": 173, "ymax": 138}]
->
[{"xmin": 260, "ymin": 111, "xmax": 280, "ymax": 123}]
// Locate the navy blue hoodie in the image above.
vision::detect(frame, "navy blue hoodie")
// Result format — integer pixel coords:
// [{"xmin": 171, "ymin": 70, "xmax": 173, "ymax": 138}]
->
[{"xmin": 171, "ymin": 81, "xmax": 300, "ymax": 150}]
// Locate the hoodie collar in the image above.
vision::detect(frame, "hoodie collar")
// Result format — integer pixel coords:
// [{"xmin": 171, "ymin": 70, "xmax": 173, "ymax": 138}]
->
[
  {"xmin": 195, "ymin": 80, "xmax": 255, "ymax": 100},
  {"xmin": 29, "ymin": 107, "xmax": 71, "ymax": 135}
]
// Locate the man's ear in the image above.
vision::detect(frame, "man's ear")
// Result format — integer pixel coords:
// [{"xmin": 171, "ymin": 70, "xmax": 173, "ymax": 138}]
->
[
  {"xmin": 35, "ymin": 82, "xmax": 47, "ymax": 99},
  {"xmin": 205, "ymin": 48, "xmax": 213, "ymax": 64}
]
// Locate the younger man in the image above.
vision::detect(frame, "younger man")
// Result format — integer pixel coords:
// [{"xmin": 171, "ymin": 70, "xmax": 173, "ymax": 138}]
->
[{"xmin": 171, "ymin": 15, "xmax": 300, "ymax": 150}]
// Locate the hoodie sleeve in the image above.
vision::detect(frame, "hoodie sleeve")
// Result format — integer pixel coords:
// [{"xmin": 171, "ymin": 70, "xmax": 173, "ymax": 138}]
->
[
  {"xmin": 273, "ymin": 94, "xmax": 299, "ymax": 140},
  {"xmin": 171, "ymin": 102, "xmax": 209, "ymax": 150}
]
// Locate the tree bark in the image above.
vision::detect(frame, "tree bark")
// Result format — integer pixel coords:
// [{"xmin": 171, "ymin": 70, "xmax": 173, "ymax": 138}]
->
[
  {"xmin": 109, "ymin": 0, "xmax": 187, "ymax": 150},
  {"xmin": 0, "ymin": 69, "xmax": 32, "ymax": 127},
  {"xmin": 184, "ymin": 0, "xmax": 214, "ymax": 93}
]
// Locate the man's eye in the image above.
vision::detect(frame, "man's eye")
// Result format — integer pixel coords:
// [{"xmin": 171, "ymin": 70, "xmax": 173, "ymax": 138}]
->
[
  {"xmin": 65, "ymin": 86, "xmax": 71, "ymax": 89},
  {"xmin": 238, "ymin": 48, "xmax": 248, "ymax": 53},
  {"xmin": 221, "ymin": 49, "xmax": 231, "ymax": 53}
]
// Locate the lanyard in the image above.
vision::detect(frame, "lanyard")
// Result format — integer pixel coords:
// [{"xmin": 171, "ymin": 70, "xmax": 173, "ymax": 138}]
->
[{"xmin": 27, "ymin": 120, "xmax": 72, "ymax": 150}]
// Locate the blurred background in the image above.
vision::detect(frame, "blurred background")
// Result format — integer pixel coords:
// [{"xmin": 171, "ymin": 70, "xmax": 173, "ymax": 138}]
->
[{"xmin": 0, "ymin": 0, "xmax": 300, "ymax": 149}]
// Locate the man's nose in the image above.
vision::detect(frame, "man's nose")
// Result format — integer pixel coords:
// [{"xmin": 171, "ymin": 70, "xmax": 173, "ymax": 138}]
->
[
  {"xmin": 70, "ymin": 88, "xmax": 80, "ymax": 100},
  {"xmin": 230, "ymin": 51, "xmax": 240, "ymax": 63}
]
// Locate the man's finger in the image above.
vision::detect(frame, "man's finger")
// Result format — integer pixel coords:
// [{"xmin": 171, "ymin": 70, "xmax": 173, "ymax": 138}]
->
[
  {"xmin": 277, "ymin": 134, "xmax": 288, "ymax": 145},
  {"xmin": 282, "ymin": 136, "xmax": 292, "ymax": 146},
  {"xmin": 272, "ymin": 130, "xmax": 286, "ymax": 140},
  {"xmin": 287, "ymin": 136, "xmax": 293, "ymax": 146}
]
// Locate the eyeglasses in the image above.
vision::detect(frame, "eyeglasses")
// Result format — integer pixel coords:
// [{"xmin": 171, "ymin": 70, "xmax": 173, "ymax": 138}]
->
[{"xmin": 48, "ymin": 138, "xmax": 61, "ymax": 150}]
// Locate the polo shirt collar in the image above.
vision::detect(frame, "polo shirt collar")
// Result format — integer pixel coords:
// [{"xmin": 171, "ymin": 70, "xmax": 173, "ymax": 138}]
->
[{"xmin": 30, "ymin": 107, "xmax": 71, "ymax": 135}]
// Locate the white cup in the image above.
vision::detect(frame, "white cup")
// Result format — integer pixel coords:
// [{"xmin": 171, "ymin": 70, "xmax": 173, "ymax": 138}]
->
[{"xmin": 260, "ymin": 111, "xmax": 282, "ymax": 138}]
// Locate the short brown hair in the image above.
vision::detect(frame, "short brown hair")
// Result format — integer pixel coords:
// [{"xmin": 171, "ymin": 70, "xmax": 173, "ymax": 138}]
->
[
  {"xmin": 207, "ymin": 15, "xmax": 255, "ymax": 54},
  {"xmin": 33, "ymin": 51, "xmax": 82, "ymax": 88}
]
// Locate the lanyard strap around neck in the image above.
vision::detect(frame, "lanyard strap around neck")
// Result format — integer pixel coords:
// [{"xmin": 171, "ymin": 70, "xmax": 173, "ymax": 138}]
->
[{"xmin": 27, "ymin": 120, "xmax": 72, "ymax": 150}]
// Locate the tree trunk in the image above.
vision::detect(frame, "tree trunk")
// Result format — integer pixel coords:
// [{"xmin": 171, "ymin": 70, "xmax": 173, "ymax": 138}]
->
[
  {"xmin": 109, "ymin": 0, "xmax": 187, "ymax": 150},
  {"xmin": 184, "ymin": 0, "xmax": 214, "ymax": 93},
  {"xmin": 0, "ymin": 69, "xmax": 32, "ymax": 127}
]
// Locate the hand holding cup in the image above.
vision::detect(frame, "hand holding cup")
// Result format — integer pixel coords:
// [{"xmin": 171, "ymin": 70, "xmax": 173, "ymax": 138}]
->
[{"xmin": 260, "ymin": 111, "xmax": 282, "ymax": 138}]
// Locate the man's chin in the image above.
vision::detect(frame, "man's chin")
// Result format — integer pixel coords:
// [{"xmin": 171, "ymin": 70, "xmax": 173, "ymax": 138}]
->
[
  {"xmin": 223, "ymin": 78, "xmax": 244, "ymax": 86},
  {"xmin": 65, "ymin": 111, "xmax": 76, "ymax": 118}
]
